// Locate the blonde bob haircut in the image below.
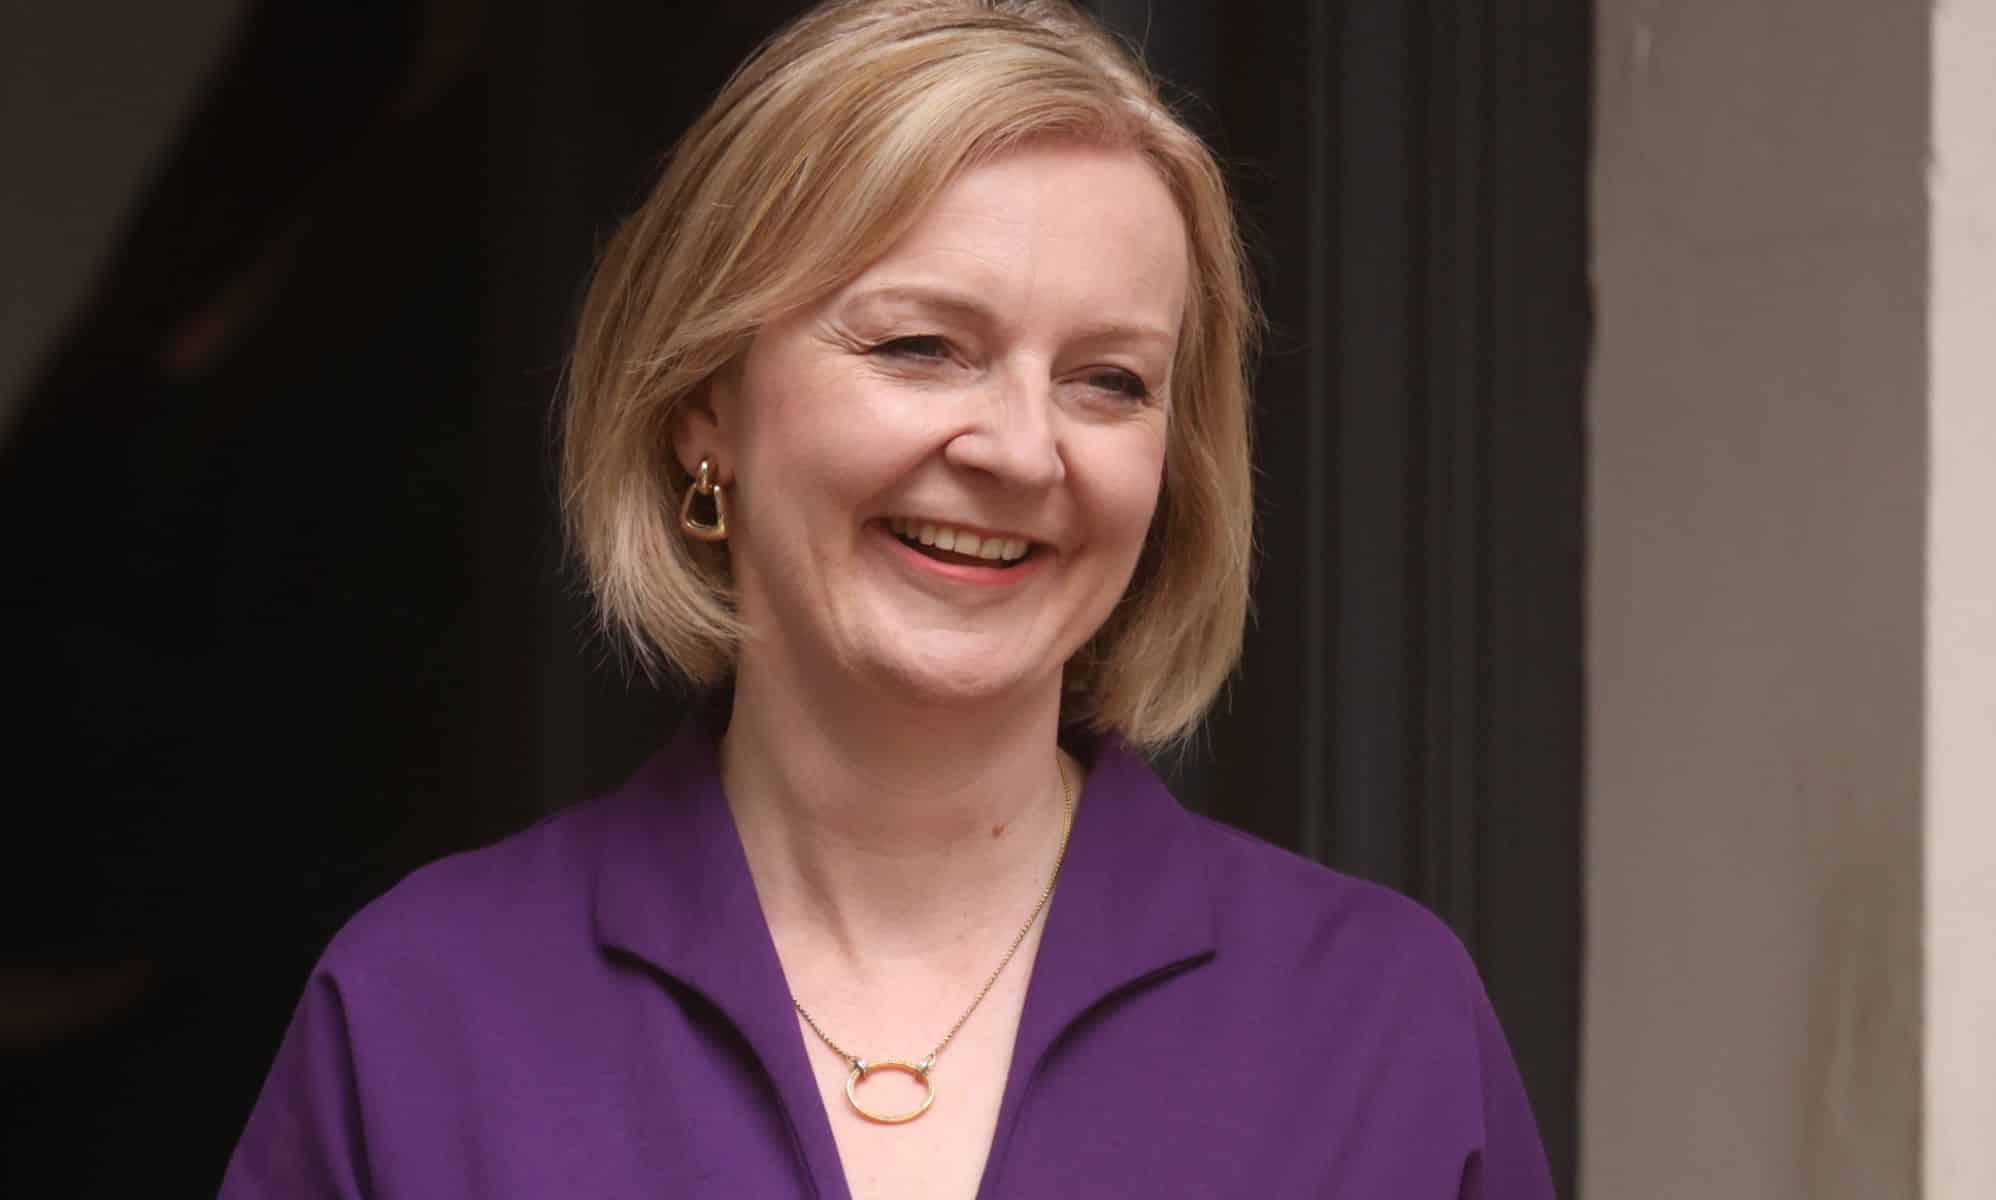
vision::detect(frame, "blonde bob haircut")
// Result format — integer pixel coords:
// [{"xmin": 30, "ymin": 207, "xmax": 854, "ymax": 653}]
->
[{"xmin": 562, "ymin": 0, "xmax": 1257, "ymax": 750}]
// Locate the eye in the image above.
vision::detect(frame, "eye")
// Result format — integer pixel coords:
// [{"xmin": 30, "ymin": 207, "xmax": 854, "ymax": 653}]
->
[
  {"xmin": 1085, "ymin": 368, "xmax": 1152, "ymax": 402},
  {"xmin": 872, "ymin": 335, "xmax": 953, "ymax": 361}
]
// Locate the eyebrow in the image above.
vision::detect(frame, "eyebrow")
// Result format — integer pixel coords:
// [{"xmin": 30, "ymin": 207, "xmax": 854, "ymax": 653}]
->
[{"xmin": 839, "ymin": 283, "xmax": 1178, "ymax": 350}]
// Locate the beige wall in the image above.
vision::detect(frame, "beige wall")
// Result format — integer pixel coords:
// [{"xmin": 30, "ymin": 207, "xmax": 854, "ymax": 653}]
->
[
  {"xmin": 1925, "ymin": 2, "xmax": 1996, "ymax": 1193},
  {"xmin": 1587, "ymin": 0, "xmax": 1934, "ymax": 1195},
  {"xmin": 1592, "ymin": 0, "xmax": 1996, "ymax": 1195}
]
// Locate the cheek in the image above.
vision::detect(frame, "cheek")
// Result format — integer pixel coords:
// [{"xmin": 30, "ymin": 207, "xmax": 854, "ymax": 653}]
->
[
  {"xmin": 735, "ymin": 364, "xmax": 893, "ymax": 500},
  {"xmin": 746, "ymin": 338, "xmax": 948, "ymax": 443},
  {"xmin": 1094, "ymin": 427, "xmax": 1170, "ymax": 541}
]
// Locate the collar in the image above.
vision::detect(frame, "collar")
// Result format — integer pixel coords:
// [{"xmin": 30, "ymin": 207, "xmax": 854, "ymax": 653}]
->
[{"xmin": 589, "ymin": 710, "xmax": 1218, "ymax": 1192}]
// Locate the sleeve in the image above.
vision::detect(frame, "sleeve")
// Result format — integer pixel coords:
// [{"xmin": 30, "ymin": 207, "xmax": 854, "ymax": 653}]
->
[
  {"xmin": 218, "ymin": 968, "xmax": 372, "ymax": 1200},
  {"xmin": 1457, "ymin": 972, "xmax": 1556, "ymax": 1200}
]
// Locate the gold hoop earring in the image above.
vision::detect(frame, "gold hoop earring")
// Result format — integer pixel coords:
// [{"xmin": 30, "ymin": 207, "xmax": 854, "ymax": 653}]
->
[{"xmin": 678, "ymin": 458, "xmax": 729, "ymax": 542}]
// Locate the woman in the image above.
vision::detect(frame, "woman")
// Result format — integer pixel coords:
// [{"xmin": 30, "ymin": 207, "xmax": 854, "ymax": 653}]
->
[{"xmin": 223, "ymin": 2, "xmax": 1553, "ymax": 1196}]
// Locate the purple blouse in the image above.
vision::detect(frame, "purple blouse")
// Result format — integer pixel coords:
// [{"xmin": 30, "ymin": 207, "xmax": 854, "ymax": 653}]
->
[{"xmin": 222, "ymin": 719, "xmax": 1553, "ymax": 1198}]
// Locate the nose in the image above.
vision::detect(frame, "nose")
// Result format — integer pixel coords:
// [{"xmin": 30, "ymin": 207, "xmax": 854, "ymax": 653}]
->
[{"xmin": 942, "ymin": 366, "xmax": 1067, "ymax": 489}]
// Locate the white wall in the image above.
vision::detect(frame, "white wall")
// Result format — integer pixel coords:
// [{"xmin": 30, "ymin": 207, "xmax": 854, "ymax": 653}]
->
[
  {"xmin": 1925, "ymin": 2, "xmax": 1996, "ymax": 1193},
  {"xmin": 1587, "ymin": 0, "xmax": 1933, "ymax": 1194}
]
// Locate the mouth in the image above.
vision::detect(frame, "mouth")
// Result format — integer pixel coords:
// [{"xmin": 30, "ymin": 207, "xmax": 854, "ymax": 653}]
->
[{"xmin": 883, "ymin": 517, "xmax": 1040, "ymax": 570}]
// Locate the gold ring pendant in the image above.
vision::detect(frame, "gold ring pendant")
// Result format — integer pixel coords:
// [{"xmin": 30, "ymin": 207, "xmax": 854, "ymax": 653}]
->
[{"xmin": 844, "ymin": 1059, "xmax": 936, "ymax": 1124}]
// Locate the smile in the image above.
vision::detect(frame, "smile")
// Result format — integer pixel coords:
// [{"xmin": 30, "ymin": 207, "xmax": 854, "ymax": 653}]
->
[{"xmin": 885, "ymin": 517, "xmax": 1037, "ymax": 568}]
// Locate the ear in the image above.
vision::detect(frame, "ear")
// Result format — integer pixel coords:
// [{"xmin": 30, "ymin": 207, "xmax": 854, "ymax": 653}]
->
[{"xmin": 670, "ymin": 362, "xmax": 737, "ymax": 482}]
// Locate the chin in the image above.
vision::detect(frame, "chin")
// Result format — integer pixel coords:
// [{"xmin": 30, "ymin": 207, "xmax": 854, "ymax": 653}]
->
[{"xmin": 862, "ymin": 642, "xmax": 1048, "ymax": 712}]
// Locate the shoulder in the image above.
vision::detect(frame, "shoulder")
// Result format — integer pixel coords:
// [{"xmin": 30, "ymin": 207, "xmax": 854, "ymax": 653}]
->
[
  {"xmin": 1190, "ymin": 813, "xmax": 1471, "ymax": 966},
  {"xmin": 223, "ymin": 778, "xmax": 684, "ymax": 1197},
  {"xmin": 1160, "ymin": 816, "xmax": 1555, "ymax": 1196},
  {"xmin": 313, "ymin": 791, "xmax": 625, "ymax": 999},
  {"xmin": 1179, "ymin": 812, "xmax": 1487, "ymax": 1028},
  {"xmin": 1082, "ymin": 736, "xmax": 1481, "ymax": 1008},
  {"xmin": 1172, "ymin": 814, "xmax": 1554, "ymax": 1177}
]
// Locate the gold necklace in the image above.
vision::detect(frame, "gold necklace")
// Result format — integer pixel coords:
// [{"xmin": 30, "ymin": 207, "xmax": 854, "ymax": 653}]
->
[{"xmin": 791, "ymin": 761, "xmax": 1075, "ymax": 1125}]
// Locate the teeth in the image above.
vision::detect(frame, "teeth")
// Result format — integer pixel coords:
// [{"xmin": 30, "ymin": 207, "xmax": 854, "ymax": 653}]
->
[{"xmin": 887, "ymin": 520, "xmax": 1033, "ymax": 562}]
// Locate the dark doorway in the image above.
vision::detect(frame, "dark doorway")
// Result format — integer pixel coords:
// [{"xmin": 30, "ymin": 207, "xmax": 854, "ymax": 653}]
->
[
  {"xmin": 1094, "ymin": 2, "xmax": 1590, "ymax": 1190},
  {"xmin": 3, "ymin": 1, "xmax": 1586, "ymax": 1193}
]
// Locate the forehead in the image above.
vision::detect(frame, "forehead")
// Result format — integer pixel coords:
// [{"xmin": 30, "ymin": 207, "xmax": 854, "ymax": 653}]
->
[{"xmin": 840, "ymin": 143, "xmax": 1190, "ymax": 339}]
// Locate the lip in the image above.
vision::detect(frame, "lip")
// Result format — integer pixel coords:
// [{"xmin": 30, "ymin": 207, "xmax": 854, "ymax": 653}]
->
[{"xmin": 870, "ymin": 519, "xmax": 1049, "ymax": 588}]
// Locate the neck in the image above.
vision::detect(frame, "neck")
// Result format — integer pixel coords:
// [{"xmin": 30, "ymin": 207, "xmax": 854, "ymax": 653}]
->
[{"xmin": 718, "ymin": 655, "xmax": 1074, "ymax": 963}]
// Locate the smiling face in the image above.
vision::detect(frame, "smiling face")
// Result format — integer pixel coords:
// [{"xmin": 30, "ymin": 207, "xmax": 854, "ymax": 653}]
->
[{"xmin": 679, "ymin": 141, "xmax": 1189, "ymax": 715}]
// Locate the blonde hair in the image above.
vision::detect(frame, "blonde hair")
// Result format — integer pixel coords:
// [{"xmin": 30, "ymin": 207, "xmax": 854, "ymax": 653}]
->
[{"xmin": 562, "ymin": 0, "xmax": 1256, "ymax": 749}]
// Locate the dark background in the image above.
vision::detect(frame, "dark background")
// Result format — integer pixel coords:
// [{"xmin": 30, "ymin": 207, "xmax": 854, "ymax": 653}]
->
[{"xmin": 0, "ymin": 1, "xmax": 1588, "ymax": 1194}]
